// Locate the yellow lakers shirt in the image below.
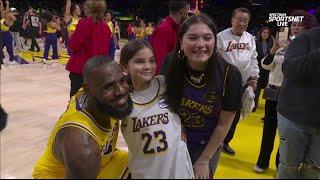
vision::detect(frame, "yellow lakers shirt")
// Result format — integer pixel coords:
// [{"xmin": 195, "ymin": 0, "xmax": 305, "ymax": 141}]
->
[
  {"xmin": 67, "ymin": 17, "xmax": 80, "ymax": 35},
  {"xmin": 45, "ymin": 23, "xmax": 57, "ymax": 33},
  {"xmin": 0, "ymin": 19, "xmax": 10, "ymax": 31},
  {"xmin": 33, "ymin": 89, "xmax": 128, "ymax": 179}
]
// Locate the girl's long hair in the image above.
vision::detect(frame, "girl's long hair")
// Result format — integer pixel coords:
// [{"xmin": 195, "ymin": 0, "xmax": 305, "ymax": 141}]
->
[
  {"xmin": 165, "ymin": 13, "xmax": 222, "ymax": 113},
  {"xmin": 257, "ymin": 26, "xmax": 273, "ymax": 44}
]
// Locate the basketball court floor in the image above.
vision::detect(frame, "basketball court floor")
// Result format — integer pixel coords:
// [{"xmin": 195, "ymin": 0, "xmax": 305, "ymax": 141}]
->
[{"xmin": 0, "ymin": 39, "xmax": 279, "ymax": 179}]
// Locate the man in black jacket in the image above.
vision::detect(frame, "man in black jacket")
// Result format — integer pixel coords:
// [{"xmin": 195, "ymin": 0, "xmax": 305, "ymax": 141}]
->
[{"xmin": 277, "ymin": 26, "xmax": 320, "ymax": 179}]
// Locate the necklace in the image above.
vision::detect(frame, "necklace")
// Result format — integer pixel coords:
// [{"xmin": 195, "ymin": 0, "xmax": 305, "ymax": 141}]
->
[
  {"xmin": 187, "ymin": 63, "xmax": 205, "ymax": 84},
  {"xmin": 190, "ymin": 73, "xmax": 205, "ymax": 84}
]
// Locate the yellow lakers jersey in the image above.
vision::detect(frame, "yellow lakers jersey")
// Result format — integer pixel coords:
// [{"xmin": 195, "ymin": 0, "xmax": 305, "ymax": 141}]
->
[
  {"xmin": 135, "ymin": 27, "xmax": 146, "ymax": 40},
  {"xmin": 33, "ymin": 89, "xmax": 128, "ymax": 179},
  {"xmin": 145, "ymin": 26, "xmax": 153, "ymax": 36},
  {"xmin": 107, "ymin": 21, "xmax": 114, "ymax": 34},
  {"xmin": 0, "ymin": 19, "xmax": 10, "ymax": 31},
  {"xmin": 45, "ymin": 23, "xmax": 57, "ymax": 33},
  {"xmin": 67, "ymin": 17, "xmax": 79, "ymax": 35}
]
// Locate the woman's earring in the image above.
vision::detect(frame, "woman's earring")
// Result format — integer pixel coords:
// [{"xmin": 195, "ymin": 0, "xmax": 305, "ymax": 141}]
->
[{"xmin": 178, "ymin": 49, "xmax": 186, "ymax": 60}]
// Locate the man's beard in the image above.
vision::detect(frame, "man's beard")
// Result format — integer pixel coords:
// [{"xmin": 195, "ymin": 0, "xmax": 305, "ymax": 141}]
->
[{"xmin": 95, "ymin": 96, "xmax": 133, "ymax": 119}]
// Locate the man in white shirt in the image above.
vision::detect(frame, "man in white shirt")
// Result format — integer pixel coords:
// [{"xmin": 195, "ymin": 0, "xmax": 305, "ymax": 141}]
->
[{"xmin": 217, "ymin": 7, "xmax": 259, "ymax": 156}]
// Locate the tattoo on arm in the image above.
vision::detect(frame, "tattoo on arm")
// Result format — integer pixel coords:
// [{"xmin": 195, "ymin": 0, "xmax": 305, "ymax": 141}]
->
[{"xmin": 55, "ymin": 127, "xmax": 101, "ymax": 179}]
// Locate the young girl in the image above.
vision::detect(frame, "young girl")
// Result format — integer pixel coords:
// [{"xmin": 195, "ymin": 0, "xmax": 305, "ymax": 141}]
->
[
  {"xmin": 120, "ymin": 39, "xmax": 194, "ymax": 179},
  {"xmin": 42, "ymin": 12, "xmax": 61, "ymax": 64}
]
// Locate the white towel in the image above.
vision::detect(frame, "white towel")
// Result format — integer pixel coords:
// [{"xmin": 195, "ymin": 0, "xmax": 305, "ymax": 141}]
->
[{"xmin": 240, "ymin": 86, "xmax": 255, "ymax": 120}]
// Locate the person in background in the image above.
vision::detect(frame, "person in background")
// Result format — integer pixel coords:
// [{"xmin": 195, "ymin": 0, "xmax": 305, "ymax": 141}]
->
[
  {"xmin": 66, "ymin": 0, "xmax": 111, "ymax": 98},
  {"xmin": 217, "ymin": 7, "xmax": 259, "ymax": 156},
  {"xmin": 64, "ymin": 0, "xmax": 81, "ymax": 55},
  {"xmin": 151, "ymin": 0, "xmax": 188, "ymax": 75},
  {"xmin": 9, "ymin": 7, "xmax": 23, "ymax": 52},
  {"xmin": 135, "ymin": 18, "xmax": 146, "ymax": 40},
  {"xmin": 126, "ymin": 22, "xmax": 135, "ymax": 41},
  {"xmin": 25, "ymin": 9, "xmax": 41, "ymax": 52},
  {"xmin": 21, "ymin": 5, "xmax": 33, "ymax": 47},
  {"xmin": 164, "ymin": 14, "xmax": 243, "ymax": 179},
  {"xmin": 42, "ymin": 12, "xmax": 61, "ymax": 64},
  {"xmin": 276, "ymin": 10, "xmax": 319, "ymax": 179},
  {"xmin": 0, "ymin": 0, "xmax": 16, "ymax": 64},
  {"xmin": 253, "ymin": 28, "xmax": 290, "ymax": 173},
  {"xmin": 252, "ymin": 26, "xmax": 273, "ymax": 112},
  {"xmin": 114, "ymin": 20, "xmax": 120, "ymax": 49},
  {"xmin": 105, "ymin": 10, "xmax": 117, "ymax": 60},
  {"xmin": 144, "ymin": 21, "xmax": 154, "ymax": 43}
]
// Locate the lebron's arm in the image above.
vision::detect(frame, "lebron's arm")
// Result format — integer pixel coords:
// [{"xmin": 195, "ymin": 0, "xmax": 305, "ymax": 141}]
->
[{"xmin": 54, "ymin": 127, "xmax": 101, "ymax": 178}]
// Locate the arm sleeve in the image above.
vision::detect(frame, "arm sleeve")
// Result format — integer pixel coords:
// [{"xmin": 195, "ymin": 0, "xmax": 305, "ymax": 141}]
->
[
  {"xmin": 69, "ymin": 19, "xmax": 91, "ymax": 52},
  {"xmin": 261, "ymin": 53, "xmax": 275, "ymax": 70},
  {"xmin": 152, "ymin": 28, "xmax": 173, "ymax": 73},
  {"xmin": 216, "ymin": 34, "xmax": 225, "ymax": 56},
  {"xmin": 250, "ymin": 38, "xmax": 260, "ymax": 78},
  {"xmin": 221, "ymin": 66, "xmax": 243, "ymax": 111},
  {"xmin": 282, "ymin": 34, "xmax": 320, "ymax": 81}
]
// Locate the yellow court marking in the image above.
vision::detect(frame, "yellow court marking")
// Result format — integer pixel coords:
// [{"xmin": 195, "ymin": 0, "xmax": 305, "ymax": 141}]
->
[
  {"xmin": 17, "ymin": 50, "xmax": 70, "ymax": 65},
  {"xmin": 215, "ymin": 94, "xmax": 279, "ymax": 179}
]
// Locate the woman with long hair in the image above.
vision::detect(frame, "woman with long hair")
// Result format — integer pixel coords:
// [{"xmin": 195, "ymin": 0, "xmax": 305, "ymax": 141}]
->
[
  {"xmin": 253, "ymin": 26, "xmax": 273, "ymax": 112},
  {"xmin": 64, "ymin": 0, "xmax": 82, "ymax": 54},
  {"xmin": 164, "ymin": 14, "xmax": 243, "ymax": 179},
  {"xmin": 254, "ymin": 10, "xmax": 319, "ymax": 174}
]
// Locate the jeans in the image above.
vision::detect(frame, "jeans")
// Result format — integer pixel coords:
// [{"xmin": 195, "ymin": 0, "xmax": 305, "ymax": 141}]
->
[
  {"xmin": 43, "ymin": 33, "xmax": 58, "ymax": 60},
  {"xmin": 2, "ymin": 31, "xmax": 14, "ymax": 61},
  {"xmin": 277, "ymin": 113, "xmax": 320, "ymax": 179}
]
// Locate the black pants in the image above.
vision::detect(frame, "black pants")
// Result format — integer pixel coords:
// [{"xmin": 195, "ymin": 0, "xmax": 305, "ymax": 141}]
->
[
  {"xmin": 224, "ymin": 110, "xmax": 240, "ymax": 144},
  {"xmin": 253, "ymin": 85, "xmax": 263, "ymax": 111},
  {"xmin": 257, "ymin": 100, "xmax": 279, "ymax": 169},
  {"xmin": 30, "ymin": 37, "xmax": 40, "ymax": 51},
  {"xmin": 69, "ymin": 73, "xmax": 83, "ymax": 98},
  {"xmin": 223, "ymin": 83, "xmax": 247, "ymax": 145}
]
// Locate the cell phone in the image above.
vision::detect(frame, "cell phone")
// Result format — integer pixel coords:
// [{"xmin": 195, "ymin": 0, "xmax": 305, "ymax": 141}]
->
[{"xmin": 278, "ymin": 27, "xmax": 289, "ymax": 47}]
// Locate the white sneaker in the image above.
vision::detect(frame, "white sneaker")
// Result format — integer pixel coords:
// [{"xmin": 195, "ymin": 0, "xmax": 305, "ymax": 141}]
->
[
  {"xmin": 253, "ymin": 165, "xmax": 266, "ymax": 173},
  {"xmin": 42, "ymin": 59, "xmax": 51, "ymax": 65},
  {"xmin": 8, "ymin": 61, "xmax": 17, "ymax": 65}
]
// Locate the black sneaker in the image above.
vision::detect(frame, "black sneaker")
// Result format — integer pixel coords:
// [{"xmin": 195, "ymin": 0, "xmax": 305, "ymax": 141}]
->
[{"xmin": 222, "ymin": 144, "xmax": 235, "ymax": 156}]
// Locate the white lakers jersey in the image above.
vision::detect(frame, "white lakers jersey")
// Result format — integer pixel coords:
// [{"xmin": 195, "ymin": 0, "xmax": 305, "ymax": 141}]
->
[{"xmin": 121, "ymin": 75, "xmax": 194, "ymax": 179}]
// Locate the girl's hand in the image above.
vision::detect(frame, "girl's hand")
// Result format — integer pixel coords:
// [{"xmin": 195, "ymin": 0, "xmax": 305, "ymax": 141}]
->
[
  {"xmin": 193, "ymin": 157, "xmax": 210, "ymax": 179},
  {"xmin": 270, "ymin": 32, "xmax": 280, "ymax": 54}
]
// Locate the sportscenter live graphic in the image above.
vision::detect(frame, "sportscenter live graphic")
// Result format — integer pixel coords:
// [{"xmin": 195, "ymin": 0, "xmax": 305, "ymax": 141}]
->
[{"xmin": 268, "ymin": 13, "xmax": 304, "ymax": 26}]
